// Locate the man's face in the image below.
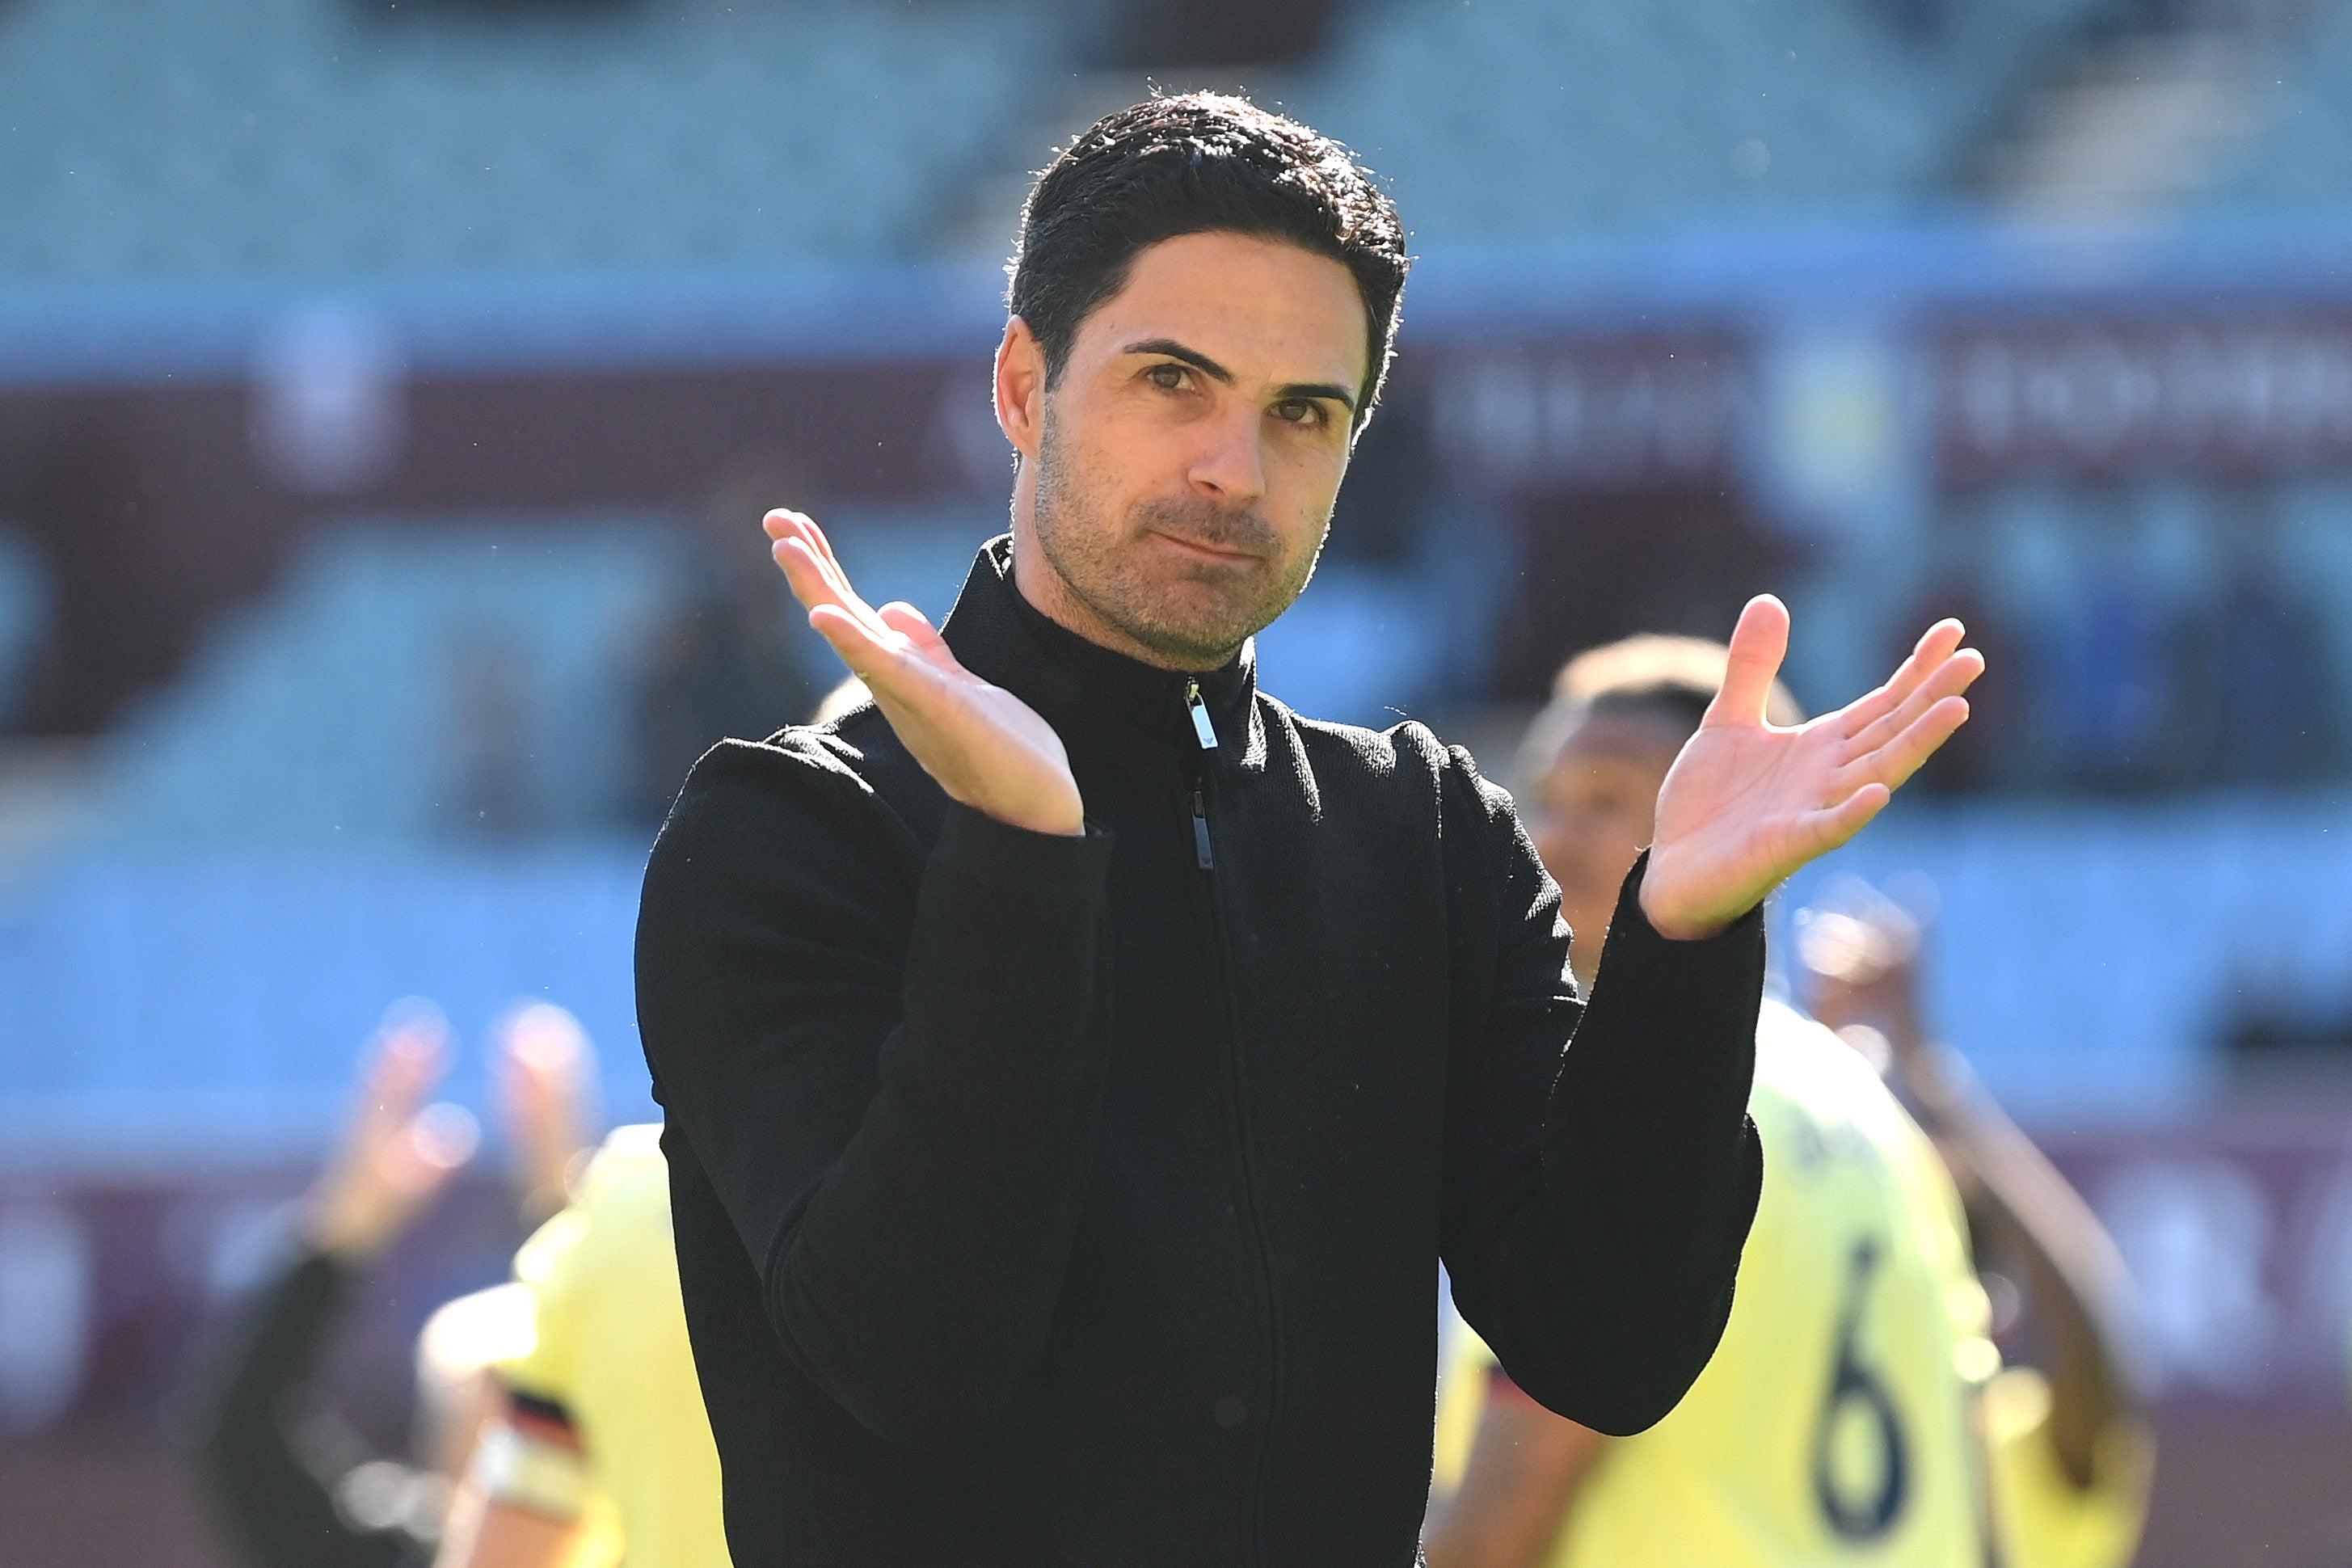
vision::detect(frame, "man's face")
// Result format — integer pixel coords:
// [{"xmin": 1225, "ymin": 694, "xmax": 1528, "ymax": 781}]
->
[
  {"xmin": 1003, "ymin": 230, "xmax": 1369, "ymax": 670},
  {"xmin": 1523, "ymin": 710, "xmax": 1687, "ymax": 986}
]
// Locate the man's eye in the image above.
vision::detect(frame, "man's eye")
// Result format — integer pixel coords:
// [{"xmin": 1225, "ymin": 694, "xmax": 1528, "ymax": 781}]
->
[
  {"xmin": 1272, "ymin": 398, "xmax": 1321, "ymax": 426},
  {"xmin": 1147, "ymin": 365, "xmax": 1187, "ymax": 391}
]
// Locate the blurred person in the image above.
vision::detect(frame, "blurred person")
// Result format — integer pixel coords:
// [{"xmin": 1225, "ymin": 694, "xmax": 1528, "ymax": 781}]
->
[
  {"xmin": 1423, "ymin": 637, "xmax": 2144, "ymax": 1568},
  {"xmin": 183, "ymin": 1003, "xmax": 598, "ymax": 1568},
  {"xmin": 637, "ymin": 93, "xmax": 1980, "ymax": 1565},
  {"xmin": 446, "ymin": 626, "xmax": 537, "ymax": 837},
  {"xmin": 432, "ymin": 681, "xmax": 862, "ymax": 1568},
  {"xmin": 1891, "ymin": 545, "xmax": 2028, "ymax": 795},
  {"xmin": 2038, "ymin": 503, "xmax": 2198, "ymax": 793},
  {"xmin": 2193, "ymin": 495, "xmax": 2339, "ymax": 786},
  {"xmin": 1803, "ymin": 891, "xmax": 2151, "ymax": 1568},
  {"xmin": 428, "ymin": 697, "xmax": 888, "ymax": 1568},
  {"xmin": 626, "ymin": 463, "xmax": 818, "ymax": 825},
  {"xmin": 430, "ymin": 1124, "xmax": 723, "ymax": 1568}
]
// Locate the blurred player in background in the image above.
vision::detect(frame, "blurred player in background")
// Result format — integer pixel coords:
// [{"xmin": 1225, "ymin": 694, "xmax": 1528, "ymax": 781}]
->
[
  {"xmin": 183, "ymin": 1001, "xmax": 597, "ymax": 1568},
  {"xmin": 430, "ymin": 681, "xmax": 870, "ymax": 1568},
  {"xmin": 429, "ymin": 1123, "xmax": 727, "ymax": 1568},
  {"xmin": 1423, "ymin": 636, "xmax": 2148, "ymax": 1568},
  {"xmin": 1801, "ymin": 887, "xmax": 2150, "ymax": 1568}
]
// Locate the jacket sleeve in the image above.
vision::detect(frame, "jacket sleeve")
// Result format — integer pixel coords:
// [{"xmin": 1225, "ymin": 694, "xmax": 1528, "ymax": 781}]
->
[
  {"xmin": 1436, "ymin": 750, "xmax": 1764, "ymax": 1436},
  {"xmin": 634, "ymin": 736, "xmax": 1115, "ymax": 1452},
  {"xmin": 177, "ymin": 1246, "xmax": 414, "ymax": 1568}
]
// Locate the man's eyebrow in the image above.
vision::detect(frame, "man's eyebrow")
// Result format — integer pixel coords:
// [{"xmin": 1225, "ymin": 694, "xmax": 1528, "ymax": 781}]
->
[
  {"xmin": 1123, "ymin": 338, "xmax": 1358, "ymax": 412},
  {"xmin": 1278, "ymin": 379, "xmax": 1358, "ymax": 414},
  {"xmin": 1123, "ymin": 338, "xmax": 1235, "ymax": 385}
]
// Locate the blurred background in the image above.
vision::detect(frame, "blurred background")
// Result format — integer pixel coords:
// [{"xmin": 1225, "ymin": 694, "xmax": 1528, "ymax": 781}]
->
[{"xmin": 2, "ymin": 0, "xmax": 2351, "ymax": 1562}]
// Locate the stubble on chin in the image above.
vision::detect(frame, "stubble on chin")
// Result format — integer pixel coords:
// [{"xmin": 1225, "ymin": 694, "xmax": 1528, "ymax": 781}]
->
[{"xmin": 1031, "ymin": 416, "xmax": 1321, "ymax": 668}]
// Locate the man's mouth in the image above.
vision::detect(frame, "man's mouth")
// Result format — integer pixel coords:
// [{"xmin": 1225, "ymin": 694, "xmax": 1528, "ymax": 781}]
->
[{"xmin": 1149, "ymin": 529, "xmax": 1259, "ymax": 566}]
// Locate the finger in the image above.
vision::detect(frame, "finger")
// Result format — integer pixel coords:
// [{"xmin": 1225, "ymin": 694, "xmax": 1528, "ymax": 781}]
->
[
  {"xmin": 366, "ymin": 1004, "xmax": 449, "ymax": 1115},
  {"xmin": 769, "ymin": 525, "xmax": 836, "ymax": 605},
  {"xmin": 1791, "ymin": 782, "xmax": 1892, "ymax": 860},
  {"xmin": 395, "ymin": 1103, "xmax": 482, "ymax": 1192},
  {"xmin": 809, "ymin": 604, "xmax": 946, "ymax": 710},
  {"xmin": 1835, "ymin": 619, "xmax": 1965, "ymax": 740},
  {"xmin": 875, "ymin": 601, "xmax": 951, "ymax": 660},
  {"xmin": 807, "ymin": 601, "xmax": 903, "ymax": 678},
  {"xmin": 773, "ymin": 511, "xmax": 869, "ymax": 621},
  {"xmin": 774, "ymin": 537, "xmax": 894, "ymax": 645},
  {"xmin": 378, "ymin": 1023, "xmax": 444, "ymax": 1082},
  {"xmin": 1844, "ymin": 647, "xmax": 1983, "ymax": 759},
  {"xmin": 773, "ymin": 522, "xmax": 897, "ymax": 645},
  {"xmin": 1836, "ymin": 619, "xmax": 1966, "ymax": 740},
  {"xmin": 1704, "ymin": 596, "xmax": 1790, "ymax": 729},
  {"xmin": 761, "ymin": 511, "xmax": 824, "ymax": 580},
  {"xmin": 809, "ymin": 605, "xmax": 972, "ymax": 746},
  {"xmin": 766, "ymin": 516, "xmax": 849, "ymax": 606},
  {"xmin": 1848, "ymin": 695, "xmax": 1971, "ymax": 794},
  {"xmin": 499, "ymin": 1003, "xmax": 590, "ymax": 1094},
  {"xmin": 795, "ymin": 511, "xmax": 860, "ymax": 592}
]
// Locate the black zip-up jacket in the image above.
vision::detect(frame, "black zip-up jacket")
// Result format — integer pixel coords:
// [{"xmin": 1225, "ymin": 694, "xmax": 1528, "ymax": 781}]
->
[{"xmin": 636, "ymin": 537, "xmax": 1766, "ymax": 1566}]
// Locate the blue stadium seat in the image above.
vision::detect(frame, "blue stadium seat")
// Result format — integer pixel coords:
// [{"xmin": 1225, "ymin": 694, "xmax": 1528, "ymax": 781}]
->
[
  {"xmin": 0, "ymin": 839, "xmax": 660, "ymax": 1162},
  {"xmin": 2205, "ymin": 5, "xmax": 2352, "ymax": 214},
  {"xmin": 93, "ymin": 519, "xmax": 693, "ymax": 844},
  {"xmin": 1292, "ymin": 0, "xmax": 2099, "ymax": 238},
  {"xmin": 0, "ymin": 0, "xmax": 1065, "ymax": 281}
]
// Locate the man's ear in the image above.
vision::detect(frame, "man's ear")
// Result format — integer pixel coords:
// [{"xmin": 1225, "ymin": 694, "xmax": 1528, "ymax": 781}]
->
[{"xmin": 996, "ymin": 316, "xmax": 1046, "ymax": 463}]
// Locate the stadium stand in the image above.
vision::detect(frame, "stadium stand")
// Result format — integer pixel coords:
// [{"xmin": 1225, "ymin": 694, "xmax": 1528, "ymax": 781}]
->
[
  {"xmin": 91, "ymin": 521, "xmax": 692, "ymax": 843},
  {"xmin": 5, "ymin": 780, "xmax": 2337, "ymax": 1161},
  {"xmin": 0, "ymin": 508, "xmax": 967, "ymax": 1161},
  {"xmin": 0, "ymin": 528, "xmax": 48, "ymax": 727},
  {"xmin": 0, "ymin": 497, "xmax": 1461, "ymax": 1161},
  {"xmin": 78, "ymin": 507, "xmax": 1465, "ymax": 852},
  {"xmin": 2, "ymin": 0, "xmax": 2349, "ymax": 1163},
  {"xmin": 6, "ymin": 12, "xmax": 2352, "ymax": 1565},
  {"xmin": 0, "ymin": 516, "xmax": 693, "ymax": 1157},
  {"xmin": 1782, "ymin": 795, "xmax": 2352, "ymax": 1115},
  {"xmin": 2203, "ymin": 1, "xmax": 2352, "ymax": 213},
  {"xmin": 0, "ymin": 0, "xmax": 1062, "ymax": 280},
  {"xmin": 0, "ymin": 835, "xmax": 656, "ymax": 1161},
  {"xmin": 1288, "ymin": 0, "xmax": 2101, "ymax": 238}
]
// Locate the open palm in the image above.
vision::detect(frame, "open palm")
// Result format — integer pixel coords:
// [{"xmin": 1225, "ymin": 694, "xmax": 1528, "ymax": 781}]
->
[
  {"xmin": 766, "ymin": 509, "xmax": 1085, "ymax": 837},
  {"xmin": 1640, "ymin": 597, "xmax": 1982, "ymax": 940}
]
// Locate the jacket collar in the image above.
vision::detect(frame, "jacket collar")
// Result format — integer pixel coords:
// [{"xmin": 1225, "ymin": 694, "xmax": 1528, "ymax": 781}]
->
[{"xmin": 940, "ymin": 535, "xmax": 1266, "ymax": 772}]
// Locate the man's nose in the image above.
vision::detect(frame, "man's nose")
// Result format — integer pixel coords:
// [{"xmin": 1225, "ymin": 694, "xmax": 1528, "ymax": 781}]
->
[{"xmin": 1187, "ymin": 405, "xmax": 1267, "ymax": 504}]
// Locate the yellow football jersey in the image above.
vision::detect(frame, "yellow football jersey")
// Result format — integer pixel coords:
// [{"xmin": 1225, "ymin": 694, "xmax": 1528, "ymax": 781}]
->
[
  {"xmin": 1435, "ymin": 1001, "xmax": 2000, "ymax": 1567},
  {"xmin": 499, "ymin": 1123, "xmax": 731, "ymax": 1568},
  {"xmin": 1984, "ymin": 1366, "xmax": 2151, "ymax": 1568}
]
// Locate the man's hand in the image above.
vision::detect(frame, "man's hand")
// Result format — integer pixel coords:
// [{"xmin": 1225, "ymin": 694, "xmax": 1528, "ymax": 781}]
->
[
  {"xmin": 494, "ymin": 1002, "xmax": 596, "ymax": 1224},
  {"xmin": 766, "ymin": 510, "xmax": 1084, "ymax": 837},
  {"xmin": 1640, "ymin": 596, "xmax": 1981, "ymax": 941},
  {"xmin": 1796, "ymin": 880, "xmax": 1928, "ymax": 1057},
  {"xmin": 304, "ymin": 1004, "xmax": 479, "ymax": 1262}
]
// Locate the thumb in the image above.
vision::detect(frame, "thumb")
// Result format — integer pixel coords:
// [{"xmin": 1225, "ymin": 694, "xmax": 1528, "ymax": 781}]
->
[{"xmin": 1705, "ymin": 595, "xmax": 1790, "ymax": 729}]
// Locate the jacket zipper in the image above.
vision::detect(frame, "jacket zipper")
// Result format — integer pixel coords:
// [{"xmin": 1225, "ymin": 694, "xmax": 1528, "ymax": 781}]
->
[
  {"xmin": 1185, "ymin": 677, "xmax": 1220, "ymax": 751},
  {"xmin": 1188, "ymin": 681, "xmax": 1216, "ymax": 871},
  {"xmin": 1185, "ymin": 681, "xmax": 1223, "ymax": 879},
  {"xmin": 1182, "ymin": 681, "xmax": 1280, "ymax": 1566}
]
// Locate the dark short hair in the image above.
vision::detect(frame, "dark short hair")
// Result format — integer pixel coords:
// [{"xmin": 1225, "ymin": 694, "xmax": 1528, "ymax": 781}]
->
[{"xmin": 1008, "ymin": 92, "xmax": 1409, "ymax": 429}]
